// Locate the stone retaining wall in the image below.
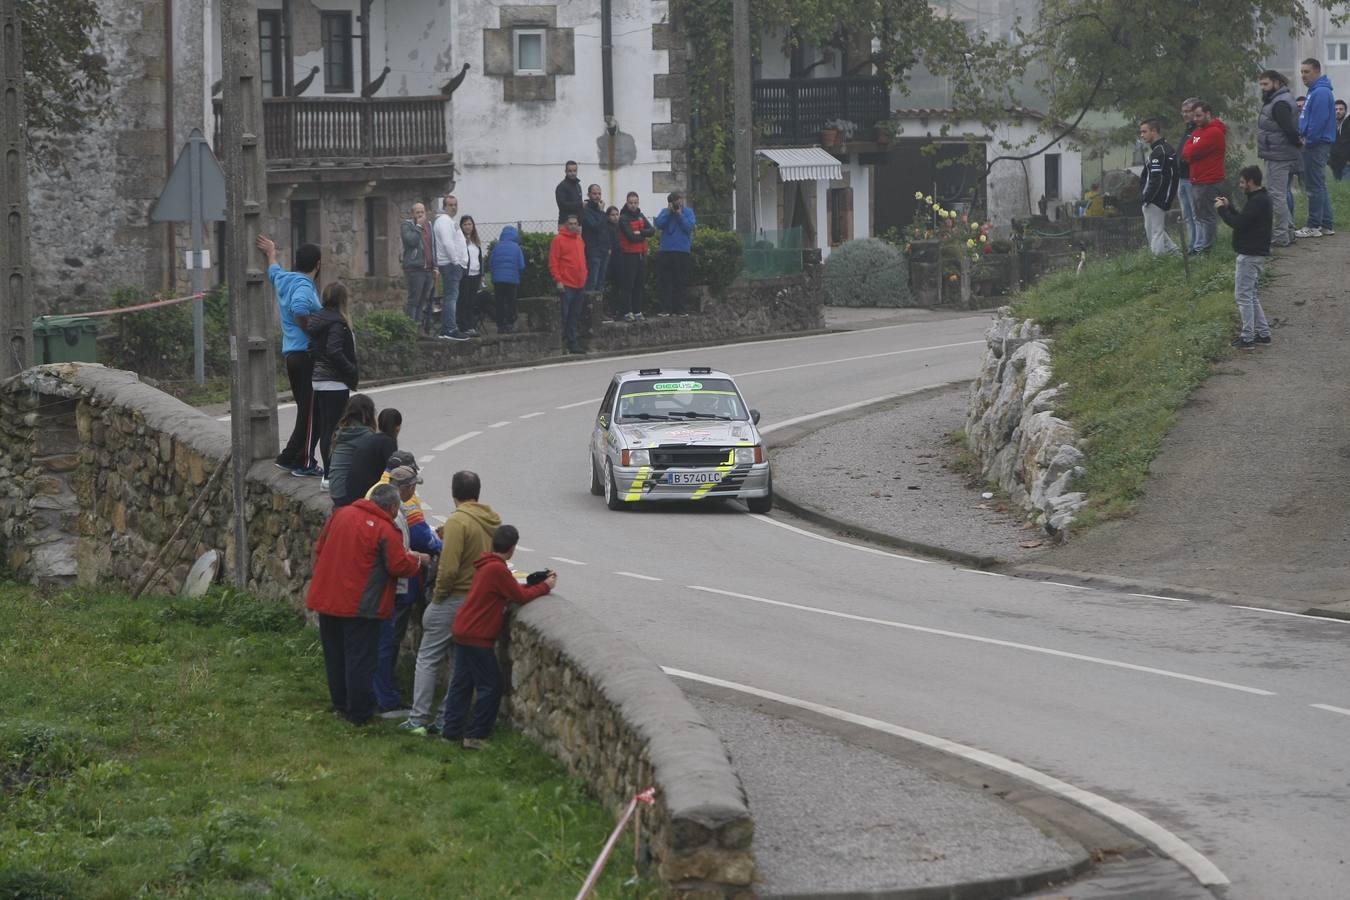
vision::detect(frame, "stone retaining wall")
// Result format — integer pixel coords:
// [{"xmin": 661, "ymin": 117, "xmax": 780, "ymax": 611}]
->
[
  {"xmin": 965, "ymin": 310, "xmax": 1087, "ymax": 535},
  {"xmin": 0, "ymin": 363, "xmax": 756, "ymax": 896}
]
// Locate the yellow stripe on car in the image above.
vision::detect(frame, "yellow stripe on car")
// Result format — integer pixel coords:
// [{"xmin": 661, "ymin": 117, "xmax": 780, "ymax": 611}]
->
[
  {"xmin": 691, "ymin": 454, "xmax": 737, "ymax": 501},
  {"xmin": 625, "ymin": 466, "xmax": 652, "ymax": 502}
]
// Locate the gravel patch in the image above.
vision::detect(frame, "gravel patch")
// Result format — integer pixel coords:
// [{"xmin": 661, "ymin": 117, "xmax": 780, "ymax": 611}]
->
[
  {"xmin": 773, "ymin": 385, "xmax": 1051, "ymax": 562},
  {"xmin": 688, "ymin": 694, "xmax": 1081, "ymax": 896}
]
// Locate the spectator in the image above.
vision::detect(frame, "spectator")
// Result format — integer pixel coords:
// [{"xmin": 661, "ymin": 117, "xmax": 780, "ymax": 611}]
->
[
  {"xmin": 1331, "ymin": 100, "xmax": 1350, "ymax": 180},
  {"xmin": 327, "ymin": 394, "xmax": 376, "ymax": 503},
  {"xmin": 401, "ymin": 202, "xmax": 436, "ymax": 332},
  {"xmin": 549, "ymin": 213, "xmax": 589, "ymax": 355},
  {"xmin": 304, "ymin": 282, "xmax": 359, "ymax": 480},
  {"xmin": 371, "ymin": 465, "xmax": 441, "ymax": 714},
  {"xmin": 305, "ymin": 482, "xmax": 425, "ymax": 726},
  {"xmin": 458, "ymin": 216, "xmax": 484, "ymax": 337},
  {"xmin": 1138, "ymin": 119, "xmax": 1179, "ymax": 256},
  {"xmin": 489, "ymin": 225, "xmax": 526, "ymax": 334},
  {"xmin": 654, "ymin": 191, "xmax": 696, "ymax": 316},
  {"xmin": 1181, "ymin": 101, "xmax": 1226, "ymax": 253},
  {"xmin": 1257, "ymin": 70, "xmax": 1303, "ymax": 248},
  {"xmin": 581, "ymin": 184, "xmax": 611, "ymax": 314},
  {"xmin": 616, "ymin": 192, "xmax": 655, "ymax": 322},
  {"xmin": 1216, "ymin": 166, "xmax": 1274, "ymax": 351},
  {"xmin": 1297, "ymin": 58, "xmax": 1337, "ymax": 237},
  {"xmin": 402, "ymin": 470, "xmax": 501, "ymax": 736},
  {"xmin": 256, "ymin": 234, "xmax": 322, "ymax": 476},
  {"xmin": 433, "ymin": 196, "xmax": 471, "ymax": 341},
  {"xmin": 605, "ymin": 205, "xmax": 625, "ymax": 319},
  {"xmin": 1176, "ymin": 99, "xmax": 1201, "ymax": 252},
  {"xmin": 440, "ymin": 524, "xmax": 555, "ymax": 749},
  {"xmin": 337, "ymin": 408, "xmax": 401, "ymax": 508},
  {"xmin": 555, "ymin": 160, "xmax": 583, "ymax": 224}
]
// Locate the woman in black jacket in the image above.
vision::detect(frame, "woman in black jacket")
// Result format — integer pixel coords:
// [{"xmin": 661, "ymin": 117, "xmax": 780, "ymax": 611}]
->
[{"xmin": 305, "ymin": 282, "xmax": 359, "ymax": 481}]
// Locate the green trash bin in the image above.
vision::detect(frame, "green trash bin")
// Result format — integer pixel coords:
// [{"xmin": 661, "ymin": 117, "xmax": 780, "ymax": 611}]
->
[{"xmin": 32, "ymin": 316, "xmax": 100, "ymax": 364}]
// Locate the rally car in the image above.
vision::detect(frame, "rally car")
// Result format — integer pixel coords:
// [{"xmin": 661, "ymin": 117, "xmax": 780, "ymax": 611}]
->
[{"xmin": 588, "ymin": 367, "xmax": 773, "ymax": 512}]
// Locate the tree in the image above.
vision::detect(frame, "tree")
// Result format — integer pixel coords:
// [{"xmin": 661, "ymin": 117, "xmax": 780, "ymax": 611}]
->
[{"xmin": 20, "ymin": 0, "xmax": 111, "ymax": 171}]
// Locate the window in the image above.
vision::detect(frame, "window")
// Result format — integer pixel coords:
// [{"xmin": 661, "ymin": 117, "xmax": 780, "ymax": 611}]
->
[
  {"xmin": 290, "ymin": 199, "xmax": 320, "ymax": 266},
  {"xmin": 1327, "ymin": 40, "xmax": 1350, "ymax": 63},
  {"xmin": 513, "ymin": 29, "xmax": 545, "ymax": 75},
  {"xmin": 258, "ymin": 10, "xmax": 285, "ymax": 97},
  {"xmin": 1044, "ymin": 153, "xmax": 1062, "ymax": 201},
  {"xmin": 364, "ymin": 197, "xmax": 388, "ymax": 277},
  {"xmin": 321, "ymin": 12, "xmax": 354, "ymax": 93}
]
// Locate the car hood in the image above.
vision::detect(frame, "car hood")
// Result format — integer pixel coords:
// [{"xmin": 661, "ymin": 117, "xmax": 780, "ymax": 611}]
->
[{"xmin": 617, "ymin": 420, "xmax": 757, "ymax": 447}]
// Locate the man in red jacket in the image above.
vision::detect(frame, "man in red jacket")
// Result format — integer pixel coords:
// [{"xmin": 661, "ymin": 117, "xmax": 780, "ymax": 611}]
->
[
  {"xmin": 306, "ymin": 483, "xmax": 427, "ymax": 725},
  {"xmin": 1181, "ymin": 101, "xmax": 1227, "ymax": 253},
  {"xmin": 441, "ymin": 524, "xmax": 556, "ymax": 749},
  {"xmin": 549, "ymin": 213, "xmax": 589, "ymax": 355}
]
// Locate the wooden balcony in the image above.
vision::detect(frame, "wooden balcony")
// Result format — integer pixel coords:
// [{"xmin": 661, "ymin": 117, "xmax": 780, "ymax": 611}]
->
[
  {"xmin": 752, "ymin": 77, "xmax": 890, "ymax": 145},
  {"xmin": 213, "ymin": 95, "xmax": 452, "ymax": 183}
]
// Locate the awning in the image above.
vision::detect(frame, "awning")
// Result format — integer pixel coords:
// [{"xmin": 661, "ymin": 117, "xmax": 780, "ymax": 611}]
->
[{"xmin": 756, "ymin": 147, "xmax": 843, "ymax": 182}]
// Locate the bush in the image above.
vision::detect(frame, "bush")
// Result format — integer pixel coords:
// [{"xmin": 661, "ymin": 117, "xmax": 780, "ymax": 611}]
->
[
  {"xmin": 822, "ymin": 238, "xmax": 914, "ymax": 307},
  {"xmin": 354, "ymin": 309, "xmax": 419, "ymax": 353},
  {"xmin": 103, "ymin": 284, "xmax": 231, "ymax": 379}
]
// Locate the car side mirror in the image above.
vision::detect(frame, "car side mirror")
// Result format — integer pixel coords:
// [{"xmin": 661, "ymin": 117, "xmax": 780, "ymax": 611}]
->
[{"xmin": 750, "ymin": 409, "xmax": 761, "ymax": 425}]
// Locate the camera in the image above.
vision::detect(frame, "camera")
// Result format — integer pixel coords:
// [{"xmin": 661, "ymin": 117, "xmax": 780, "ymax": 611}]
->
[{"xmin": 525, "ymin": 569, "xmax": 553, "ymax": 586}]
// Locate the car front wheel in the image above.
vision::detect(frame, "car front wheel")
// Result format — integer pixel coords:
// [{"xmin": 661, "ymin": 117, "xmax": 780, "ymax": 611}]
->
[
  {"xmin": 604, "ymin": 460, "xmax": 626, "ymax": 510},
  {"xmin": 746, "ymin": 472, "xmax": 773, "ymax": 514}
]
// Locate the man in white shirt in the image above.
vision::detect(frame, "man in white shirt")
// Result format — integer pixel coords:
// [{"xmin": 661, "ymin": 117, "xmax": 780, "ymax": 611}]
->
[{"xmin": 432, "ymin": 195, "xmax": 471, "ymax": 341}]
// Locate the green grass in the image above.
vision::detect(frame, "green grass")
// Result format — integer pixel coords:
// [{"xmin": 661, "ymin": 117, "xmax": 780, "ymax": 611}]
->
[
  {"xmin": 1010, "ymin": 179, "xmax": 1350, "ymax": 526},
  {"xmin": 0, "ymin": 584, "xmax": 652, "ymax": 899}
]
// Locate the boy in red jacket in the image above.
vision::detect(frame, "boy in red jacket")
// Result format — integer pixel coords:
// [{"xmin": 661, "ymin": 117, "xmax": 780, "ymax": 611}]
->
[
  {"xmin": 442, "ymin": 524, "xmax": 556, "ymax": 749},
  {"xmin": 548, "ymin": 213, "xmax": 589, "ymax": 355}
]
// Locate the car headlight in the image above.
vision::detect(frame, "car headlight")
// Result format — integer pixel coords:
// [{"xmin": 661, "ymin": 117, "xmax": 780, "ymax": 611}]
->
[
  {"xmin": 626, "ymin": 449, "xmax": 650, "ymax": 466},
  {"xmin": 734, "ymin": 447, "xmax": 755, "ymax": 464}
]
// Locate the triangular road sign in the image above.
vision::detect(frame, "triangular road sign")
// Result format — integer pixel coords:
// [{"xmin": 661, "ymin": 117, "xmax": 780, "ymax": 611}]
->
[{"xmin": 151, "ymin": 128, "xmax": 227, "ymax": 223}]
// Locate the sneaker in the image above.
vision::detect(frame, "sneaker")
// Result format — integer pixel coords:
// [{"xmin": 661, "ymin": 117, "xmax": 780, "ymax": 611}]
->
[
  {"xmin": 320, "ymin": 478, "xmax": 330, "ymax": 492},
  {"xmin": 634, "ymin": 312, "xmax": 644, "ymax": 321},
  {"xmin": 1230, "ymin": 337, "xmax": 1255, "ymax": 350},
  {"xmin": 679, "ymin": 312, "xmax": 690, "ymax": 318},
  {"xmin": 398, "ymin": 720, "xmax": 429, "ymax": 737},
  {"xmin": 462, "ymin": 738, "xmax": 486, "ymax": 750},
  {"xmin": 623, "ymin": 312, "xmax": 636, "ymax": 322},
  {"xmin": 274, "ymin": 459, "xmax": 293, "ymax": 471},
  {"xmin": 1321, "ymin": 227, "xmax": 1335, "ymax": 236},
  {"xmin": 656, "ymin": 312, "xmax": 670, "ymax": 318},
  {"xmin": 378, "ymin": 707, "xmax": 409, "ymax": 720},
  {"xmin": 291, "ymin": 465, "xmax": 323, "ymax": 477},
  {"xmin": 1255, "ymin": 334, "xmax": 1272, "ymax": 344},
  {"xmin": 1294, "ymin": 227, "xmax": 1322, "ymax": 238}
]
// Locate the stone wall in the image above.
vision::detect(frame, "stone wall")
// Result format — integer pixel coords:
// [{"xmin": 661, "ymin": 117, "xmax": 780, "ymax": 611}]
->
[
  {"xmin": 0, "ymin": 363, "xmax": 756, "ymax": 897},
  {"xmin": 965, "ymin": 310, "xmax": 1087, "ymax": 535}
]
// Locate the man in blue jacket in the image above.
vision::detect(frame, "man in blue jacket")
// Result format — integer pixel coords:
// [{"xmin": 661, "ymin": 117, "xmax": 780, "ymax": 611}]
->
[
  {"xmin": 654, "ymin": 191, "xmax": 696, "ymax": 317},
  {"xmin": 256, "ymin": 233, "xmax": 324, "ymax": 477},
  {"xmin": 1296, "ymin": 58, "xmax": 1337, "ymax": 238}
]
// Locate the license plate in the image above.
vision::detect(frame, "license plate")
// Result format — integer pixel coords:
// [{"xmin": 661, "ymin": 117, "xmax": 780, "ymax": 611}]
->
[{"xmin": 663, "ymin": 472, "xmax": 722, "ymax": 485}]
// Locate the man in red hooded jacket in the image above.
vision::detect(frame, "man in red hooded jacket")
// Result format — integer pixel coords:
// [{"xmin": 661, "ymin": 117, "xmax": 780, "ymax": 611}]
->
[
  {"xmin": 1182, "ymin": 101, "xmax": 1227, "ymax": 253},
  {"xmin": 549, "ymin": 213, "xmax": 589, "ymax": 355},
  {"xmin": 441, "ymin": 523, "xmax": 555, "ymax": 749},
  {"xmin": 306, "ymin": 483, "xmax": 426, "ymax": 725}
]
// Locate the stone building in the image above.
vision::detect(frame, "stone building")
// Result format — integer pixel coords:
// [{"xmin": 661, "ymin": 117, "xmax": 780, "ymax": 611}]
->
[{"xmin": 31, "ymin": 0, "xmax": 690, "ymax": 313}]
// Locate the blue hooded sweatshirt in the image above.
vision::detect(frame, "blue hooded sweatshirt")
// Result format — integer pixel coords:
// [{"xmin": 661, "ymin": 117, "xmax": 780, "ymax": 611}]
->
[
  {"xmin": 267, "ymin": 263, "xmax": 322, "ymax": 354},
  {"xmin": 654, "ymin": 206, "xmax": 696, "ymax": 254},
  {"xmin": 1300, "ymin": 74, "xmax": 1337, "ymax": 145},
  {"xmin": 489, "ymin": 226, "xmax": 526, "ymax": 285}
]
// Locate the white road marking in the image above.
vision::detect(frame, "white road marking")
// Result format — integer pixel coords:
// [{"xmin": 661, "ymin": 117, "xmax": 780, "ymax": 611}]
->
[
  {"xmin": 685, "ymin": 585, "xmax": 1277, "ymax": 697},
  {"xmin": 615, "ymin": 571, "xmax": 662, "ymax": 582},
  {"xmin": 971, "ymin": 570, "xmax": 1008, "ymax": 578},
  {"xmin": 516, "ymin": 546, "xmax": 534, "ymax": 552},
  {"xmin": 746, "ymin": 514, "xmax": 931, "ymax": 564},
  {"xmin": 1130, "ymin": 593, "xmax": 1191, "ymax": 603},
  {"xmin": 431, "ymin": 430, "xmax": 482, "ymax": 451},
  {"xmin": 1311, "ymin": 703, "xmax": 1350, "ymax": 717},
  {"xmin": 557, "ymin": 397, "xmax": 602, "ymax": 410},
  {"xmin": 417, "ymin": 455, "xmax": 436, "ymax": 464},
  {"xmin": 663, "ymin": 668, "xmax": 1231, "ymax": 888},
  {"xmin": 1043, "ymin": 581, "xmax": 1092, "ymax": 591},
  {"xmin": 735, "ymin": 341, "xmax": 984, "ymax": 379},
  {"xmin": 489, "ymin": 420, "xmax": 512, "ymax": 428},
  {"xmin": 519, "ymin": 411, "xmax": 546, "ymax": 419},
  {"xmin": 1233, "ymin": 605, "xmax": 1350, "ymax": 624},
  {"xmin": 759, "ymin": 383, "xmax": 952, "ymax": 434},
  {"xmin": 549, "ymin": 556, "xmax": 588, "ymax": 566}
]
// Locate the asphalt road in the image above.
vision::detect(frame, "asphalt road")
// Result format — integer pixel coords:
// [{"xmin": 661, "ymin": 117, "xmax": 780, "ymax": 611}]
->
[{"xmin": 282, "ymin": 314, "xmax": 1350, "ymax": 899}]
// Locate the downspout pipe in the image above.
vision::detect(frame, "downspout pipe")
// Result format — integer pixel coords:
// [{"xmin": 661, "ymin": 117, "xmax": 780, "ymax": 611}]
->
[{"xmin": 601, "ymin": 0, "xmax": 616, "ymax": 202}]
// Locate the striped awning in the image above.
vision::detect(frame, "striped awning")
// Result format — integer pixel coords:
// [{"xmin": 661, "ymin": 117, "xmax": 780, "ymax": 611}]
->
[{"xmin": 756, "ymin": 147, "xmax": 843, "ymax": 182}]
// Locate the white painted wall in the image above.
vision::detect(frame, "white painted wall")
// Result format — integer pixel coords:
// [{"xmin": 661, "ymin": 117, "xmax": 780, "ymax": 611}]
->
[{"xmin": 450, "ymin": 0, "xmax": 673, "ymax": 230}]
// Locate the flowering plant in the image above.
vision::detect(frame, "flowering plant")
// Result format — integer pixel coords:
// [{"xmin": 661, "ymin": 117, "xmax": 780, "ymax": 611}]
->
[
  {"xmin": 903, "ymin": 192, "xmax": 993, "ymax": 263},
  {"xmin": 823, "ymin": 118, "xmax": 859, "ymax": 140}
]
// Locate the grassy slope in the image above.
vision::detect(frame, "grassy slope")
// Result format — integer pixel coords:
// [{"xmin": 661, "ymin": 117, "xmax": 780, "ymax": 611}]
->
[
  {"xmin": 0, "ymin": 586, "xmax": 652, "ymax": 899},
  {"xmin": 1010, "ymin": 180, "xmax": 1350, "ymax": 526}
]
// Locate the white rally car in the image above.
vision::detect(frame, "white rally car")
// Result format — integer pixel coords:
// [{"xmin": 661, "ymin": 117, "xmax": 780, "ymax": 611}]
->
[{"xmin": 588, "ymin": 367, "xmax": 773, "ymax": 512}]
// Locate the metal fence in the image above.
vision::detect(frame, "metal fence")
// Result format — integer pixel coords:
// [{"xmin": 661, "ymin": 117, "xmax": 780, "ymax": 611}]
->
[
  {"xmin": 474, "ymin": 220, "xmax": 557, "ymax": 243},
  {"xmin": 741, "ymin": 227, "xmax": 805, "ymax": 279}
]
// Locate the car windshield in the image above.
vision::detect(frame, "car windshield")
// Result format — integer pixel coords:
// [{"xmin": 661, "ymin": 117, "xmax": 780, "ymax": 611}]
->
[{"xmin": 615, "ymin": 378, "xmax": 749, "ymax": 423}]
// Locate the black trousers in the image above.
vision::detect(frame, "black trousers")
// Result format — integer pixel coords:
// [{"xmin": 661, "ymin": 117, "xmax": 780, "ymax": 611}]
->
[
  {"xmin": 312, "ymin": 388, "xmax": 349, "ymax": 474},
  {"xmin": 278, "ymin": 351, "xmax": 314, "ymax": 468},
  {"xmin": 494, "ymin": 282, "xmax": 518, "ymax": 329},
  {"xmin": 614, "ymin": 253, "xmax": 646, "ymax": 316},
  {"xmin": 458, "ymin": 273, "xmax": 483, "ymax": 331},
  {"xmin": 318, "ymin": 613, "xmax": 382, "ymax": 725},
  {"xmin": 659, "ymin": 252, "xmax": 691, "ymax": 314}
]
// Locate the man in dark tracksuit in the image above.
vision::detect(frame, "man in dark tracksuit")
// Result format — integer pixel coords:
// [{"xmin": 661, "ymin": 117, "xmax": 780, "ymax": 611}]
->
[
  {"xmin": 1215, "ymin": 166, "xmax": 1274, "ymax": 350},
  {"xmin": 1138, "ymin": 118, "xmax": 1179, "ymax": 255}
]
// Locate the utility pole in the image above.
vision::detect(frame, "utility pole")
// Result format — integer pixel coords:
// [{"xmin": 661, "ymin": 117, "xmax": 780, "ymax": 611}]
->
[
  {"xmin": 0, "ymin": 0, "xmax": 34, "ymax": 377},
  {"xmin": 732, "ymin": 0, "xmax": 754, "ymax": 237},
  {"xmin": 219, "ymin": 0, "xmax": 279, "ymax": 588}
]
